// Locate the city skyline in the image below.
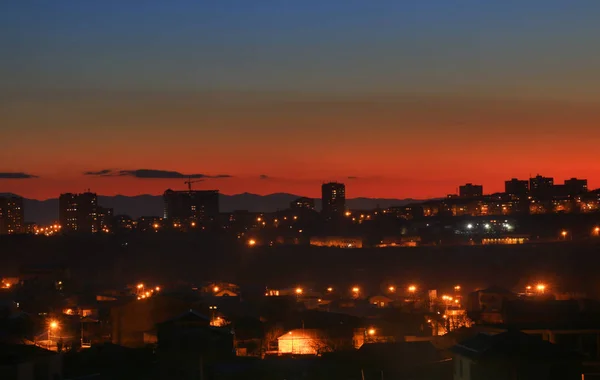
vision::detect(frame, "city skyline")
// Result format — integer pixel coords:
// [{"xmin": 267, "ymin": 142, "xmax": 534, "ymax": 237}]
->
[
  {"xmin": 0, "ymin": 171, "xmax": 596, "ymax": 201},
  {"xmin": 3, "ymin": 1, "xmax": 600, "ymax": 199}
]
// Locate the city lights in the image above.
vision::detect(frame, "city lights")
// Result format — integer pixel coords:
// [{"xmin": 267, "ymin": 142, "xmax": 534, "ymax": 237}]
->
[
  {"xmin": 213, "ymin": 286, "xmax": 220, "ymax": 293},
  {"xmin": 388, "ymin": 286, "xmax": 396, "ymax": 293},
  {"xmin": 368, "ymin": 328, "xmax": 376, "ymax": 336},
  {"xmin": 295, "ymin": 287, "xmax": 303, "ymax": 295},
  {"xmin": 454, "ymin": 285, "xmax": 461, "ymax": 291},
  {"xmin": 326, "ymin": 287, "xmax": 333, "ymax": 292},
  {"xmin": 408, "ymin": 285, "xmax": 417, "ymax": 293},
  {"xmin": 247, "ymin": 239, "xmax": 257, "ymax": 246},
  {"xmin": 536, "ymin": 283, "xmax": 546, "ymax": 293},
  {"xmin": 352, "ymin": 286, "xmax": 360, "ymax": 293}
]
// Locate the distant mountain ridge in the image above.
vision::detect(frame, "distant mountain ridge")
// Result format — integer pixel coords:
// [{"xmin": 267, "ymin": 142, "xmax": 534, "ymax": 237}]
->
[{"xmin": 0, "ymin": 192, "xmax": 424, "ymax": 224}]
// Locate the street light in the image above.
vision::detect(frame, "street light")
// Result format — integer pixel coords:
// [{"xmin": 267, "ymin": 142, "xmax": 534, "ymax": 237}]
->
[
  {"xmin": 408, "ymin": 285, "xmax": 417, "ymax": 293},
  {"xmin": 388, "ymin": 286, "xmax": 396, "ymax": 293},
  {"xmin": 295, "ymin": 287, "xmax": 303, "ymax": 295},
  {"xmin": 561, "ymin": 230, "xmax": 568, "ymax": 240},
  {"xmin": 48, "ymin": 320, "xmax": 59, "ymax": 350},
  {"xmin": 454, "ymin": 285, "xmax": 461, "ymax": 291},
  {"xmin": 536, "ymin": 284, "xmax": 546, "ymax": 294}
]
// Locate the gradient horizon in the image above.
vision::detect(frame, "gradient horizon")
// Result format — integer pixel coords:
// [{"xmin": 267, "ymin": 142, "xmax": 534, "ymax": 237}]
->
[{"xmin": 2, "ymin": 1, "xmax": 600, "ymax": 200}]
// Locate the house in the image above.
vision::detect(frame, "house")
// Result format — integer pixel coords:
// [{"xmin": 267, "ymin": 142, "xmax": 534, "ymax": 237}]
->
[
  {"xmin": 451, "ymin": 330, "xmax": 582, "ymax": 380},
  {"xmin": 156, "ymin": 310, "xmax": 234, "ymax": 380},
  {"xmin": 0, "ymin": 343, "xmax": 62, "ymax": 380},
  {"xmin": 369, "ymin": 295, "xmax": 393, "ymax": 308},
  {"xmin": 467, "ymin": 286, "xmax": 518, "ymax": 324},
  {"xmin": 358, "ymin": 341, "xmax": 445, "ymax": 379},
  {"xmin": 110, "ymin": 295, "xmax": 194, "ymax": 347}
]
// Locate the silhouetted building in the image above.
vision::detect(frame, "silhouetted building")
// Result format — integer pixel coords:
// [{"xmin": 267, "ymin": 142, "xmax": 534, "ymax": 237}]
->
[
  {"xmin": 505, "ymin": 178, "xmax": 529, "ymax": 196},
  {"xmin": 529, "ymin": 175, "xmax": 554, "ymax": 198},
  {"xmin": 163, "ymin": 189, "xmax": 219, "ymax": 225},
  {"xmin": 290, "ymin": 197, "xmax": 315, "ymax": 210},
  {"xmin": 0, "ymin": 196, "xmax": 24, "ymax": 235},
  {"xmin": 59, "ymin": 192, "xmax": 100, "ymax": 233},
  {"xmin": 563, "ymin": 177, "xmax": 588, "ymax": 195},
  {"xmin": 459, "ymin": 183, "xmax": 483, "ymax": 198},
  {"xmin": 136, "ymin": 216, "xmax": 163, "ymax": 232},
  {"xmin": 98, "ymin": 207, "xmax": 114, "ymax": 232},
  {"xmin": 452, "ymin": 330, "xmax": 582, "ymax": 380},
  {"xmin": 321, "ymin": 182, "xmax": 346, "ymax": 218}
]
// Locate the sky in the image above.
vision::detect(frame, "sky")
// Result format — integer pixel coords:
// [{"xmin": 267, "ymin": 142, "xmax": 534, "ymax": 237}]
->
[{"xmin": 2, "ymin": 0, "xmax": 600, "ymax": 200}]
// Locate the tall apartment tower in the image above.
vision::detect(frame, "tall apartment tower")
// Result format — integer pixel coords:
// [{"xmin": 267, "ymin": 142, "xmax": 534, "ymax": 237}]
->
[
  {"xmin": 59, "ymin": 192, "xmax": 100, "ymax": 233},
  {"xmin": 163, "ymin": 189, "xmax": 220, "ymax": 225},
  {"xmin": 321, "ymin": 182, "xmax": 346, "ymax": 219},
  {"xmin": 0, "ymin": 196, "xmax": 24, "ymax": 235}
]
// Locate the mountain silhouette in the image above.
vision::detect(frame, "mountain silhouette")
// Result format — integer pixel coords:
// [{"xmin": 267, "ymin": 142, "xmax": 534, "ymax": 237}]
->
[{"xmin": 1, "ymin": 193, "xmax": 423, "ymax": 224}]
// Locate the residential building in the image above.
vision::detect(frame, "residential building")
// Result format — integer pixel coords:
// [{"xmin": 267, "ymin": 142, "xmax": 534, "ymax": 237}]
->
[
  {"xmin": 563, "ymin": 177, "xmax": 588, "ymax": 196},
  {"xmin": 0, "ymin": 344, "xmax": 63, "ymax": 380},
  {"xmin": 451, "ymin": 330, "xmax": 582, "ymax": 380},
  {"xmin": 504, "ymin": 178, "xmax": 529, "ymax": 196},
  {"xmin": 0, "ymin": 196, "xmax": 24, "ymax": 235},
  {"xmin": 290, "ymin": 197, "xmax": 315, "ymax": 210},
  {"xmin": 459, "ymin": 184, "xmax": 483, "ymax": 198},
  {"xmin": 163, "ymin": 189, "xmax": 219, "ymax": 226},
  {"xmin": 59, "ymin": 192, "xmax": 100, "ymax": 233},
  {"xmin": 321, "ymin": 182, "xmax": 346, "ymax": 218},
  {"xmin": 529, "ymin": 175, "xmax": 554, "ymax": 198}
]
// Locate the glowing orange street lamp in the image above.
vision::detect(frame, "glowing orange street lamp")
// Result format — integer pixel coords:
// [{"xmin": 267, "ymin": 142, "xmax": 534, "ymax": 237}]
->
[
  {"xmin": 454, "ymin": 285, "xmax": 461, "ymax": 291},
  {"xmin": 388, "ymin": 286, "xmax": 396, "ymax": 293},
  {"xmin": 295, "ymin": 287, "xmax": 303, "ymax": 295},
  {"xmin": 247, "ymin": 239, "xmax": 257, "ymax": 246},
  {"xmin": 368, "ymin": 328, "xmax": 376, "ymax": 336},
  {"xmin": 213, "ymin": 286, "xmax": 220, "ymax": 293},
  {"xmin": 561, "ymin": 230, "xmax": 568, "ymax": 240},
  {"xmin": 536, "ymin": 284, "xmax": 546, "ymax": 293},
  {"xmin": 408, "ymin": 285, "xmax": 417, "ymax": 293}
]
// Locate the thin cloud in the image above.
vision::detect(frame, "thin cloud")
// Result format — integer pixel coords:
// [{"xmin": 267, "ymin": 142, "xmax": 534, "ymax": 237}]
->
[
  {"xmin": 0, "ymin": 172, "xmax": 38, "ymax": 179},
  {"xmin": 83, "ymin": 169, "xmax": 113, "ymax": 176},
  {"xmin": 84, "ymin": 169, "xmax": 232, "ymax": 179}
]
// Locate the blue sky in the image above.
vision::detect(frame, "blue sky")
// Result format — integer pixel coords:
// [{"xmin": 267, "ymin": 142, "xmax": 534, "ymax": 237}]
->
[{"xmin": 2, "ymin": 0, "xmax": 600, "ymax": 98}]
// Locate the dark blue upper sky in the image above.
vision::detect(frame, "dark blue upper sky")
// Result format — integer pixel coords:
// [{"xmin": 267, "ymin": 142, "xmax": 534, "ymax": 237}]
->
[{"xmin": 3, "ymin": 0, "xmax": 600, "ymax": 98}]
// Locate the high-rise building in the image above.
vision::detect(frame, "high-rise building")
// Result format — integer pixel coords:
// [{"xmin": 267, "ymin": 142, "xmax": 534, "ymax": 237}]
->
[
  {"xmin": 563, "ymin": 178, "xmax": 588, "ymax": 195},
  {"xmin": 163, "ymin": 189, "xmax": 219, "ymax": 225},
  {"xmin": 505, "ymin": 178, "xmax": 529, "ymax": 196},
  {"xmin": 321, "ymin": 182, "xmax": 346, "ymax": 218},
  {"xmin": 459, "ymin": 183, "xmax": 483, "ymax": 198},
  {"xmin": 0, "ymin": 196, "xmax": 24, "ymax": 235},
  {"xmin": 529, "ymin": 175, "xmax": 554, "ymax": 198},
  {"xmin": 290, "ymin": 197, "xmax": 315, "ymax": 210},
  {"xmin": 59, "ymin": 192, "xmax": 100, "ymax": 233}
]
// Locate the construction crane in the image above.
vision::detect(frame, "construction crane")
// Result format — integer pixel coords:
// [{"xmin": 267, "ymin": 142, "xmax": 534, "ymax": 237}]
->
[{"xmin": 184, "ymin": 177, "xmax": 202, "ymax": 192}]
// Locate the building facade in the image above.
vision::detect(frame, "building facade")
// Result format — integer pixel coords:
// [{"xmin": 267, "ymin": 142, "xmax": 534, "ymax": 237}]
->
[
  {"xmin": 459, "ymin": 184, "xmax": 483, "ymax": 198},
  {"xmin": 504, "ymin": 178, "xmax": 529, "ymax": 196},
  {"xmin": 163, "ymin": 189, "xmax": 219, "ymax": 226},
  {"xmin": 0, "ymin": 196, "xmax": 24, "ymax": 235},
  {"xmin": 59, "ymin": 192, "xmax": 100, "ymax": 233},
  {"xmin": 321, "ymin": 182, "xmax": 346, "ymax": 218}
]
